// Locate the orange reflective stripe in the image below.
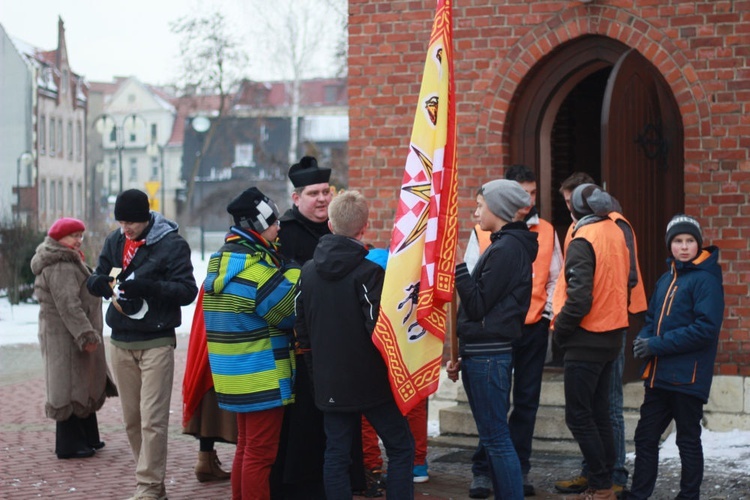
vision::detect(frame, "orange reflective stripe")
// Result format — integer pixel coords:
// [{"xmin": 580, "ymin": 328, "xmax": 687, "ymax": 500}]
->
[
  {"xmin": 608, "ymin": 212, "xmax": 647, "ymax": 314},
  {"xmin": 526, "ymin": 219, "xmax": 554, "ymax": 324}
]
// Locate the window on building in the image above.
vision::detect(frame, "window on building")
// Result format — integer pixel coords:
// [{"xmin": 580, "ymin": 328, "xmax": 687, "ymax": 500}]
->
[
  {"xmin": 234, "ymin": 143, "xmax": 255, "ymax": 167},
  {"xmin": 67, "ymin": 121, "xmax": 73, "ymax": 159},
  {"xmin": 40, "ymin": 115, "xmax": 46, "ymax": 154},
  {"xmin": 50, "ymin": 180, "xmax": 56, "ymax": 214},
  {"xmin": 324, "ymin": 85, "xmax": 339, "ymax": 103},
  {"xmin": 76, "ymin": 182, "xmax": 83, "ymax": 217},
  {"xmin": 109, "ymin": 125, "xmax": 117, "ymax": 143},
  {"xmin": 129, "ymin": 132, "xmax": 137, "ymax": 143},
  {"xmin": 40, "ymin": 179, "xmax": 46, "ymax": 212},
  {"xmin": 57, "ymin": 119, "xmax": 63, "ymax": 157},
  {"xmin": 151, "ymin": 123, "xmax": 158, "ymax": 142},
  {"xmin": 57, "ymin": 181, "xmax": 63, "ymax": 212},
  {"xmin": 68, "ymin": 181, "xmax": 74, "ymax": 213},
  {"xmin": 151, "ymin": 156, "xmax": 159, "ymax": 180},
  {"xmin": 130, "ymin": 157, "xmax": 138, "ymax": 181},
  {"xmin": 110, "ymin": 158, "xmax": 118, "ymax": 192},
  {"xmin": 76, "ymin": 121, "xmax": 82, "ymax": 160},
  {"xmin": 49, "ymin": 119, "xmax": 56, "ymax": 155}
]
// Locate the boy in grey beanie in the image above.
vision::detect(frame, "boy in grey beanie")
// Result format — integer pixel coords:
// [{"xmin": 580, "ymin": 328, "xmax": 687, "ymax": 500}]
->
[{"xmin": 480, "ymin": 179, "xmax": 532, "ymax": 222}]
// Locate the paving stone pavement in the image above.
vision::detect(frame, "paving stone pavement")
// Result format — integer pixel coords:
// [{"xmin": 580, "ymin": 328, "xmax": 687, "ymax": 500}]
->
[{"xmin": 1, "ymin": 340, "xmax": 748, "ymax": 499}]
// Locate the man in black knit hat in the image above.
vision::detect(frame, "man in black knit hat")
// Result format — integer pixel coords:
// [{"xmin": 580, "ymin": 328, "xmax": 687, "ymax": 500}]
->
[{"xmin": 87, "ymin": 189, "xmax": 197, "ymax": 500}]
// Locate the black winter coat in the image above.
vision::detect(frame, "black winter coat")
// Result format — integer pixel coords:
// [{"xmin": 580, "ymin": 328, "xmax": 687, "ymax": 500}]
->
[
  {"xmin": 295, "ymin": 234, "xmax": 392, "ymax": 412},
  {"xmin": 87, "ymin": 213, "xmax": 198, "ymax": 345},
  {"xmin": 455, "ymin": 221, "xmax": 538, "ymax": 356},
  {"xmin": 277, "ymin": 206, "xmax": 331, "ymax": 265}
]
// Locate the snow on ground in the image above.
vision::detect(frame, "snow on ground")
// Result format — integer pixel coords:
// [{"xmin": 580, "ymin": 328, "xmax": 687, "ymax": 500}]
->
[{"xmin": 3, "ymin": 252, "xmax": 750, "ymax": 470}]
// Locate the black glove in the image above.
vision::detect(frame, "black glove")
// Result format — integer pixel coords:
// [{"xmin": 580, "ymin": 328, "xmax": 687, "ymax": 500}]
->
[
  {"xmin": 89, "ymin": 275, "xmax": 114, "ymax": 299},
  {"xmin": 633, "ymin": 337, "xmax": 654, "ymax": 359},
  {"xmin": 118, "ymin": 279, "xmax": 155, "ymax": 300},
  {"xmin": 118, "ymin": 297, "xmax": 145, "ymax": 316}
]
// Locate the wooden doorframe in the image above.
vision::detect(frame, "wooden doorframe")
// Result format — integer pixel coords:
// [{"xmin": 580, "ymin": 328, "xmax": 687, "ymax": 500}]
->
[{"xmin": 508, "ymin": 36, "xmax": 630, "ymax": 219}]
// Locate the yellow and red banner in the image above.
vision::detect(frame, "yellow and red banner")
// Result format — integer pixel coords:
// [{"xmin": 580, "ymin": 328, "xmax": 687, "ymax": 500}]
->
[{"xmin": 372, "ymin": 0, "xmax": 458, "ymax": 415}]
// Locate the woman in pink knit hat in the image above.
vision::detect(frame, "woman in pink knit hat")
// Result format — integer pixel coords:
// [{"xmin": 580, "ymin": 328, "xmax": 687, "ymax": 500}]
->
[{"xmin": 30, "ymin": 217, "xmax": 117, "ymax": 459}]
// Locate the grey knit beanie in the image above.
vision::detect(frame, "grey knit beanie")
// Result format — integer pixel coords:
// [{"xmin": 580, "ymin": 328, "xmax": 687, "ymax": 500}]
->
[
  {"xmin": 571, "ymin": 183, "xmax": 613, "ymax": 219},
  {"xmin": 480, "ymin": 179, "xmax": 531, "ymax": 222}
]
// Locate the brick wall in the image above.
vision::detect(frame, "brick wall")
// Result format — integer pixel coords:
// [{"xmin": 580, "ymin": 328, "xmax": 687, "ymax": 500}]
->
[{"xmin": 348, "ymin": 0, "xmax": 750, "ymax": 374}]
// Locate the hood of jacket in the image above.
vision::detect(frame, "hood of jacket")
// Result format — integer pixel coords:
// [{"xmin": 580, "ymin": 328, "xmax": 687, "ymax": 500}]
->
[
  {"xmin": 30, "ymin": 237, "xmax": 84, "ymax": 275},
  {"xmin": 669, "ymin": 245, "xmax": 722, "ymax": 281},
  {"xmin": 312, "ymin": 234, "xmax": 368, "ymax": 281},
  {"xmin": 139, "ymin": 212, "xmax": 179, "ymax": 246},
  {"xmin": 205, "ymin": 230, "xmax": 275, "ymax": 295},
  {"xmin": 492, "ymin": 220, "xmax": 539, "ymax": 264}
]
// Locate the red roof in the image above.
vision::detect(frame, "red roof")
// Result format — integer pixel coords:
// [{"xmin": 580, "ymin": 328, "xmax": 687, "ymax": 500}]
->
[{"xmin": 235, "ymin": 77, "xmax": 347, "ymax": 108}]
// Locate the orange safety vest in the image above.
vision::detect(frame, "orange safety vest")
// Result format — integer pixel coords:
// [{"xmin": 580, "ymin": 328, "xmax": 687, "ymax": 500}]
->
[
  {"xmin": 473, "ymin": 221, "xmax": 554, "ymax": 325},
  {"xmin": 557, "ymin": 214, "xmax": 647, "ymax": 314},
  {"xmin": 552, "ymin": 218, "xmax": 630, "ymax": 332},
  {"xmin": 608, "ymin": 212, "xmax": 648, "ymax": 314},
  {"xmin": 551, "ymin": 223, "xmax": 575, "ymax": 320}
]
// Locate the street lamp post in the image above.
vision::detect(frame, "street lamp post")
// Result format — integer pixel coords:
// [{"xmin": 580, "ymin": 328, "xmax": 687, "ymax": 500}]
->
[
  {"xmin": 15, "ymin": 151, "xmax": 33, "ymax": 223},
  {"xmin": 147, "ymin": 141, "xmax": 166, "ymax": 215},
  {"xmin": 93, "ymin": 113, "xmax": 146, "ymax": 194}
]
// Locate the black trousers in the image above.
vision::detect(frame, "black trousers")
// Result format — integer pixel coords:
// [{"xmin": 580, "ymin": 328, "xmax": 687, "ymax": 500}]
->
[
  {"xmin": 630, "ymin": 387, "xmax": 704, "ymax": 500},
  {"xmin": 564, "ymin": 359, "xmax": 615, "ymax": 490},
  {"xmin": 55, "ymin": 412, "xmax": 100, "ymax": 456}
]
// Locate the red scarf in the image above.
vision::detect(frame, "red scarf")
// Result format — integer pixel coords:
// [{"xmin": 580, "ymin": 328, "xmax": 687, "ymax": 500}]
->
[{"xmin": 123, "ymin": 238, "xmax": 146, "ymax": 269}]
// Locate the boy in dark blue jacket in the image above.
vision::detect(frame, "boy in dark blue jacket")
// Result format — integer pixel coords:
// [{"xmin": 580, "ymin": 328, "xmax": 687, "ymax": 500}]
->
[
  {"xmin": 629, "ymin": 214, "xmax": 724, "ymax": 499},
  {"xmin": 295, "ymin": 190, "xmax": 414, "ymax": 500}
]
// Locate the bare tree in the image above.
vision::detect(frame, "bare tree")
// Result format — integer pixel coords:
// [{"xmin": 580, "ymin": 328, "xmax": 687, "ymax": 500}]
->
[
  {"xmin": 242, "ymin": 0, "xmax": 347, "ymax": 169},
  {"xmin": 169, "ymin": 11, "xmax": 248, "ymax": 222}
]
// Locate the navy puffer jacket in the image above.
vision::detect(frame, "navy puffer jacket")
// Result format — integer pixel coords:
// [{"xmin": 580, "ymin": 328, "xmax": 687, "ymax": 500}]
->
[{"xmin": 637, "ymin": 246, "xmax": 724, "ymax": 403}]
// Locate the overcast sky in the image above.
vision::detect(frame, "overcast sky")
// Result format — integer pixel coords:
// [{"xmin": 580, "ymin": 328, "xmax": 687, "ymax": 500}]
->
[{"xmin": 0, "ymin": 0, "xmax": 343, "ymax": 86}]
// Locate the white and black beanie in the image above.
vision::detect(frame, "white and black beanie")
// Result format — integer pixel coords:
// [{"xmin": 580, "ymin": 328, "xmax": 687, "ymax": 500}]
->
[
  {"xmin": 226, "ymin": 187, "xmax": 280, "ymax": 233},
  {"xmin": 665, "ymin": 214, "xmax": 703, "ymax": 249}
]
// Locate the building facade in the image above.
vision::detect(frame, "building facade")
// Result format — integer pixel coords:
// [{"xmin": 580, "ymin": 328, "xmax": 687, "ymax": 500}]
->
[
  {"xmin": 348, "ymin": 1, "xmax": 750, "ymax": 427},
  {"xmin": 90, "ymin": 77, "xmax": 179, "ymax": 221},
  {"xmin": 182, "ymin": 77, "xmax": 349, "ymax": 231},
  {"xmin": 0, "ymin": 18, "xmax": 86, "ymax": 229}
]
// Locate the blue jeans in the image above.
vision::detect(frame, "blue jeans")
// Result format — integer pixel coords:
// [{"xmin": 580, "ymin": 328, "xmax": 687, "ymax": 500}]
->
[
  {"xmin": 323, "ymin": 399, "xmax": 414, "ymax": 500},
  {"xmin": 564, "ymin": 359, "xmax": 615, "ymax": 491},
  {"xmin": 630, "ymin": 388, "xmax": 704, "ymax": 500},
  {"xmin": 462, "ymin": 354, "xmax": 524, "ymax": 500},
  {"xmin": 472, "ymin": 320, "xmax": 549, "ymax": 478}
]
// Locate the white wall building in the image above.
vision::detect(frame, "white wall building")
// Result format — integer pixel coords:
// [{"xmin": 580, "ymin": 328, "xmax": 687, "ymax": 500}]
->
[{"xmin": 93, "ymin": 77, "xmax": 180, "ymax": 219}]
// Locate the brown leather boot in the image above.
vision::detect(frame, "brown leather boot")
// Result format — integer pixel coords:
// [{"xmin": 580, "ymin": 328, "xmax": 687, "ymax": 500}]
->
[{"xmin": 195, "ymin": 450, "xmax": 231, "ymax": 482}]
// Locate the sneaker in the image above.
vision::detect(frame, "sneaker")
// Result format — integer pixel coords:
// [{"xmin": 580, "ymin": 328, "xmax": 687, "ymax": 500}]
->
[
  {"xmin": 413, "ymin": 463, "xmax": 429, "ymax": 483},
  {"xmin": 555, "ymin": 474, "xmax": 589, "ymax": 493},
  {"xmin": 469, "ymin": 474, "xmax": 492, "ymax": 499},
  {"xmin": 563, "ymin": 488, "xmax": 617, "ymax": 500},
  {"xmin": 362, "ymin": 468, "xmax": 384, "ymax": 498},
  {"xmin": 522, "ymin": 473, "xmax": 535, "ymax": 496}
]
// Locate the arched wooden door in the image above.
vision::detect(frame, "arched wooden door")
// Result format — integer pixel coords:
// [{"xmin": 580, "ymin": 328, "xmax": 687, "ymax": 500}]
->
[
  {"xmin": 602, "ymin": 48, "xmax": 684, "ymax": 301},
  {"xmin": 508, "ymin": 37, "xmax": 685, "ymax": 378}
]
